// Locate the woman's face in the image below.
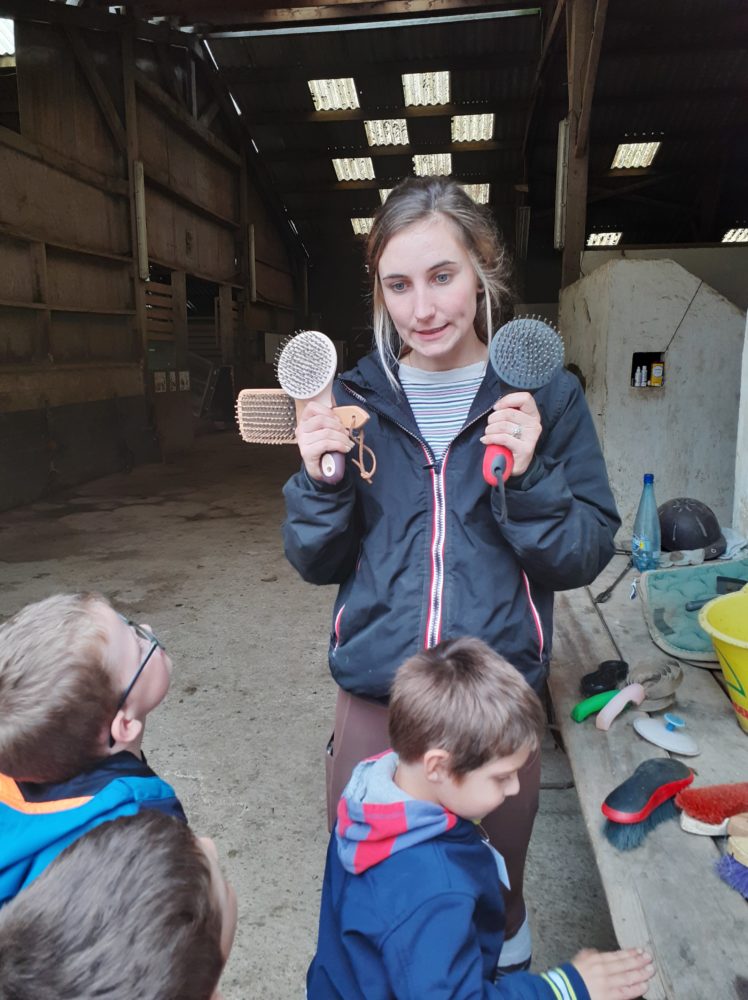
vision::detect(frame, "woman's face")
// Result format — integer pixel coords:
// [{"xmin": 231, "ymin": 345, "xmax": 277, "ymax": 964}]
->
[{"xmin": 378, "ymin": 213, "xmax": 486, "ymax": 371}]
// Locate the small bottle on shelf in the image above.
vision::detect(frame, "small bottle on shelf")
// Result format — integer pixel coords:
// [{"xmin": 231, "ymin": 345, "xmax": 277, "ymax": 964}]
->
[{"xmin": 634, "ymin": 366, "xmax": 641, "ymax": 387}]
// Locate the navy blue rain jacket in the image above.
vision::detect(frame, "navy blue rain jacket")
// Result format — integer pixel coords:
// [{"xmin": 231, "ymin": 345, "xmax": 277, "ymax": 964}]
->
[{"xmin": 283, "ymin": 352, "xmax": 619, "ymax": 697}]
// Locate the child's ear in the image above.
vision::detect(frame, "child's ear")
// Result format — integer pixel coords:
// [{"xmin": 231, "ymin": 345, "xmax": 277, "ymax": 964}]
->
[
  {"xmin": 108, "ymin": 710, "xmax": 143, "ymax": 751},
  {"xmin": 422, "ymin": 748, "xmax": 451, "ymax": 784}
]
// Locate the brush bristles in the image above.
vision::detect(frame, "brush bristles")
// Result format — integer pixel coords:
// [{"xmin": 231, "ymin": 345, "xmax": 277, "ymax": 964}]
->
[
  {"xmin": 490, "ymin": 317, "xmax": 565, "ymax": 390},
  {"xmin": 675, "ymin": 782, "xmax": 748, "ymax": 824},
  {"xmin": 275, "ymin": 330, "xmax": 338, "ymax": 400},
  {"xmin": 716, "ymin": 854, "xmax": 748, "ymax": 899},
  {"xmin": 602, "ymin": 798, "xmax": 678, "ymax": 851},
  {"xmin": 236, "ymin": 389, "xmax": 296, "ymax": 444}
]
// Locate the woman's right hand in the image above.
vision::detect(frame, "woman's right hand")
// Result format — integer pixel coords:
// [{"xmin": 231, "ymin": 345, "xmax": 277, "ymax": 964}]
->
[{"xmin": 296, "ymin": 400, "xmax": 354, "ymax": 482}]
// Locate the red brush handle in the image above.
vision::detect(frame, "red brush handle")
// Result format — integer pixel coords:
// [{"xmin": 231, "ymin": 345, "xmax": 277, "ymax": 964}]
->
[{"xmin": 482, "ymin": 444, "xmax": 514, "ymax": 487}]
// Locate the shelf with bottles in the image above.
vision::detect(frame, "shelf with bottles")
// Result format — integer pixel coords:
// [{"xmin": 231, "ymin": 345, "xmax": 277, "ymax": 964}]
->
[{"xmin": 630, "ymin": 351, "xmax": 665, "ymax": 389}]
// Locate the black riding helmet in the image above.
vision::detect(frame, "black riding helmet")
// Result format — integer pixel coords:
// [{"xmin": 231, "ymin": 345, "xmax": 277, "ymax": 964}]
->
[{"xmin": 658, "ymin": 497, "xmax": 726, "ymax": 560}]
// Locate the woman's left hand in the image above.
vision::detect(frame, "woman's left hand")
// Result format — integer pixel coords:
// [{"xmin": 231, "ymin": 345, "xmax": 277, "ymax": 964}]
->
[{"xmin": 480, "ymin": 391, "xmax": 542, "ymax": 478}]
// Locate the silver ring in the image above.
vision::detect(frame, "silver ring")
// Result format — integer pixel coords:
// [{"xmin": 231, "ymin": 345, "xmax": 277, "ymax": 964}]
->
[{"xmin": 511, "ymin": 423, "xmax": 522, "ymax": 439}]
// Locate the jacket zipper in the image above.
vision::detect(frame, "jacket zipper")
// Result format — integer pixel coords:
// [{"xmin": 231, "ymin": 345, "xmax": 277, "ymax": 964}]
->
[{"xmin": 342, "ymin": 381, "xmax": 497, "ymax": 650}]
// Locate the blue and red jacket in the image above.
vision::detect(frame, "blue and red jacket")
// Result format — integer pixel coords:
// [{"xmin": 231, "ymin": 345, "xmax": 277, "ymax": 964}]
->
[
  {"xmin": 283, "ymin": 352, "xmax": 619, "ymax": 697},
  {"xmin": 307, "ymin": 752, "xmax": 590, "ymax": 999},
  {"xmin": 0, "ymin": 751, "xmax": 185, "ymax": 906}
]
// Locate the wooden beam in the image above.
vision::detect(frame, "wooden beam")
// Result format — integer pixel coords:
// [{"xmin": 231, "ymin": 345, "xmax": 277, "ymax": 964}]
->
[
  {"xmin": 122, "ymin": 26, "xmax": 149, "ymax": 366},
  {"xmin": 144, "ymin": 166, "xmax": 241, "ymax": 229},
  {"xmin": 0, "ymin": 124, "xmax": 129, "ymax": 196},
  {"xmin": 574, "ymin": 0, "xmax": 607, "ymax": 158},
  {"xmin": 65, "ymin": 26, "xmax": 127, "ymax": 153},
  {"xmin": 198, "ymin": 100, "xmax": 221, "ymax": 128},
  {"xmin": 246, "ymin": 100, "xmax": 531, "ymax": 127},
  {"xmin": 0, "ymin": 0, "xmax": 194, "ymax": 46},
  {"xmin": 264, "ymin": 139, "xmax": 521, "ymax": 162},
  {"xmin": 119, "ymin": 0, "xmax": 539, "ymax": 26},
  {"xmin": 561, "ymin": 0, "xmax": 593, "ymax": 287},
  {"xmin": 521, "ymin": 0, "xmax": 566, "ymax": 181},
  {"xmin": 134, "ymin": 69, "xmax": 242, "ymax": 165}
]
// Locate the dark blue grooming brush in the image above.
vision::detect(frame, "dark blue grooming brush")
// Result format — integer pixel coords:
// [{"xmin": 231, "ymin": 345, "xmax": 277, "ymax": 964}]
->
[{"xmin": 602, "ymin": 758, "xmax": 694, "ymax": 851}]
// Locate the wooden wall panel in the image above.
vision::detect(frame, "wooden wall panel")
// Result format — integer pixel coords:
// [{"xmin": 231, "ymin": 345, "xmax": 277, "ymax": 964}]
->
[
  {"xmin": 145, "ymin": 186, "xmax": 237, "ymax": 282},
  {"xmin": 49, "ymin": 313, "xmax": 136, "ymax": 364},
  {"xmin": 45, "ymin": 250, "xmax": 132, "ymax": 312},
  {"xmin": 0, "ymin": 309, "xmax": 38, "ymax": 364},
  {"xmin": 15, "ymin": 22, "xmax": 124, "ymax": 179},
  {"xmin": 255, "ymin": 259, "xmax": 293, "ymax": 306},
  {"xmin": 0, "ymin": 235, "xmax": 35, "ymax": 303},
  {"xmin": 2, "ymin": 145, "xmax": 130, "ymax": 255}
]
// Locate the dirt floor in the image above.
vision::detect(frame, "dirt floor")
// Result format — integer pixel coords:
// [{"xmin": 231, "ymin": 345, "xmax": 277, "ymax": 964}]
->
[{"xmin": 0, "ymin": 431, "xmax": 617, "ymax": 998}]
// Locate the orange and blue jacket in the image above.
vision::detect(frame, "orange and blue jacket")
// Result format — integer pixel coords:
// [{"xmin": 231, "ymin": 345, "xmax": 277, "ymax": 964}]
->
[{"xmin": 0, "ymin": 751, "xmax": 185, "ymax": 907}]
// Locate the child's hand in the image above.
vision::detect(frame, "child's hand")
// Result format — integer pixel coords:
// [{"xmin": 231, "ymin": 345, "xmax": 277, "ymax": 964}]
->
[{"xmin": 571, "ymin": 947, "xmax": 655, "ymax": 1000}]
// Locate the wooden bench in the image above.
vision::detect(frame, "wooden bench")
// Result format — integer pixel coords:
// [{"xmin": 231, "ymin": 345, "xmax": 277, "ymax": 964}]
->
[{"xmin": 549, "ymin": 554, "xmax": 748, "ymax": 1000}]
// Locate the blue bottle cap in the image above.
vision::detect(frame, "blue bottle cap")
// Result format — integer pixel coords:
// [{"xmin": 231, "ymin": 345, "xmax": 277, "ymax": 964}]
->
[{"xmin": 643, "ymin": 473, "xmax": 654, "ymax": 484}]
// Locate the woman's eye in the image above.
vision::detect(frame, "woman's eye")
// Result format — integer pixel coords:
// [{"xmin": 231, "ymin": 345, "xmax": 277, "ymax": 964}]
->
[
  {"xmin": 434, "ymin": 272, "xmax": 451, "ymax": 284},
  {"xmin": 389, "ymin": 281, "xmax": 407, "ymax": 292}
]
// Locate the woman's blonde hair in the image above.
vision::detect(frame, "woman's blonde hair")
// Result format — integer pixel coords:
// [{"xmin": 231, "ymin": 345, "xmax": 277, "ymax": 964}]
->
[{"xmin": 366, "ymin": 176, "xmax": 513, "ymax": 387}]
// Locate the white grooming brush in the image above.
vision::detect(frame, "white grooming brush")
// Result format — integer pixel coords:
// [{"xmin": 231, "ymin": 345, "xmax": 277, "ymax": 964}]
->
[{"xmin": 276, "ymin": 330, "xmax": 345, "ymax": 483}]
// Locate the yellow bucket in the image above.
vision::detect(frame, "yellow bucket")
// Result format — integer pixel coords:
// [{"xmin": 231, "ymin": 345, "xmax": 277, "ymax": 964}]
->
[{"xmin": 699, "ymin": 587, "xmax": 748, "ymax": 734}]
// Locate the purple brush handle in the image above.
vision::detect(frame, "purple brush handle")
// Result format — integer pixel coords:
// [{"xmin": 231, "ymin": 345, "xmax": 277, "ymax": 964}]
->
[{"xmin": 320, "ymin": 451, "xmax": 346, "ymax": 484}]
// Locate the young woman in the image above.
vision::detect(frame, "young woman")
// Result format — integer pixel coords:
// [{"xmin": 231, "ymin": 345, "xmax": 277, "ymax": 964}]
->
[{"xmin": 283, "ymin": 176, "xmax": 619, "ymax": 974}]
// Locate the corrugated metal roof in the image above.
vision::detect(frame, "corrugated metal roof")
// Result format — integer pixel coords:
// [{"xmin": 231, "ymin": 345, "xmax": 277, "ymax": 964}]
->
[{"xmin": 0, "ymin": 18, "xmax": 15, "ymax": 57}]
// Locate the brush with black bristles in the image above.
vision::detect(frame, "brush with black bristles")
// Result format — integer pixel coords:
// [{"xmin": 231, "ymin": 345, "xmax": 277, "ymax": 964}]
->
[
  {"xmin": 483, "ymin": 316, "xmax": 565, "ymax": 488},
  {"xmin": 275, "ymin": 330, "xmax": 345, "ymax": 484},
  {"xmin": 601, "ymin": 758, "xmax": 694, "ymax": 851}
]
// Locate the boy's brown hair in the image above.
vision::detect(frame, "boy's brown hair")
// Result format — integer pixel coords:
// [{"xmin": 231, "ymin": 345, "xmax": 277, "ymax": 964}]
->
[
  {"xmin": 0, "ymin": 593, "xmax": 118, "ymax": 782},
  {"xmin": 0, "ymin": 811, "xmax": 224, "ymax": 1000},
  {"xmin": 389, "ymin": 637, "xmax": 545, "ymax": 775}
]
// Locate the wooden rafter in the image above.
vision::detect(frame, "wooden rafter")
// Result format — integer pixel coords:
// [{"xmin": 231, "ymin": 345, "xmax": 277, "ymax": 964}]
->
[
  {"xmin": 264, "ymin": 139, "xmax": 520, "ymax": 161},
  {"xmin": 245, "ymin": 100, "xmax": 531, "ymax": 127},
  {"xmin": 574, "ymin": 0, "xmax": 607, "ymax": 157},
  {"xmin": 65, "ymin": 26, "xmax": 127, "ymax": 152}
]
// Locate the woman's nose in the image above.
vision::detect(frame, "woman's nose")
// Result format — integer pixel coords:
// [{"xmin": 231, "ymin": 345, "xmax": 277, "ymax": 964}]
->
[{"xmin": 413, "ymin": 286, "xmax": 435, "ymax": 321}]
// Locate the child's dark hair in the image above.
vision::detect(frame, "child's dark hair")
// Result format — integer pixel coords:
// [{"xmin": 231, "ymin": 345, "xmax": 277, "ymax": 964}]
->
[
  {"xmin": 0, "ymin": 811, "xmax": 225, "ymax": 1000},
  {"xmin": 389, "ymin": 637, "xmax": 544, "ymax": 775}
]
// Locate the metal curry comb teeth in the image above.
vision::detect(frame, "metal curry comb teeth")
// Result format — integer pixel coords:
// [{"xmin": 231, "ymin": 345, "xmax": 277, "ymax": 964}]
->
[
  {"xmin": 489, "ymin": 316, "xmax": 565, "ymax": 390},
  {"xmin": 235, "ymin": 389, "xmax": 296, "ymax": 444},
  {"xmin": 275, "ymin": 329, "xmax": 338, "ymax": 401}
]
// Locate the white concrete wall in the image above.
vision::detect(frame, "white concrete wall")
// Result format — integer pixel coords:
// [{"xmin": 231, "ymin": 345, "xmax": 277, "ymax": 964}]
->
[
  {"xmin": 734, "ymin": 312, "xmax": 748, "ymax": 536},
  {"xmin": 559, "ymin": 259, "xmax": 745, "ymax": 534},
  {"xmin": 581, "ymin": 246, "xmax": 748, "ymax": 312}
]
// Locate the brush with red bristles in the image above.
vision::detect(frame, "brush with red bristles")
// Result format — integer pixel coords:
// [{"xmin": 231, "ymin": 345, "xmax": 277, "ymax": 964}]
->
[{"xmin": 675, "ymin": 782, "xmax": 748, "ymax": 835}]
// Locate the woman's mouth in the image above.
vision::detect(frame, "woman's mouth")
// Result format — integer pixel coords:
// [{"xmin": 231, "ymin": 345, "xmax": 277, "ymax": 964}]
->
[{"xmin": 413, "ymin": 324, "xmax": 448, "ymax": 338}]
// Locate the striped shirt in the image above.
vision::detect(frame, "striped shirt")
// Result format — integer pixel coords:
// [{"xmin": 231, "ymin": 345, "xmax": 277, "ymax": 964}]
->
[{"xmin": 398, "ymin": 359, "xmax": 486, "ymax": 461}]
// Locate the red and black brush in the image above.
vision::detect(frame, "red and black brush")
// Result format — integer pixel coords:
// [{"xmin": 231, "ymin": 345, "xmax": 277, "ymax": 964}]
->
[{"xmin": 602, "ymin": 758, "xmax": 694, "ymax": 851}]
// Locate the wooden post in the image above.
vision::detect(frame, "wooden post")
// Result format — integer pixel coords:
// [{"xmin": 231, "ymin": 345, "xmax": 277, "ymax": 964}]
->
[
  {"xmin": 121, "ymin": 25, "xmax": 149, "ymax": 368},
  {"xmin": 29, "ymin": 241, "xmax": 51, "ymax": 360},
  {"xmin": 171, "ymin": 269, "xmax": 188, "ymax": 370},
  {"xmin": 218, "ymin": 284, "xmax": 234, "ymax": 365},
  {"xmin": 561, "ymin": 0, "xmax": 594, "ymax": 288}
]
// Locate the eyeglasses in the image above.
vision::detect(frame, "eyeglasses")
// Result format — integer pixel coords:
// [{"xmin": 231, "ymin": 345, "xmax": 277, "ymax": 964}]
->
[{"xmin": 114, "ymin": 613, "xmax": 164, "ymax": 715}]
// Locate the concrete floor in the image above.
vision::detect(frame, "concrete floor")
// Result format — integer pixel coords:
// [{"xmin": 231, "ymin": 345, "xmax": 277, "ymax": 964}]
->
[{"xmin": 0, "ymin": 431, "xmax": 617, "ymax": 998}]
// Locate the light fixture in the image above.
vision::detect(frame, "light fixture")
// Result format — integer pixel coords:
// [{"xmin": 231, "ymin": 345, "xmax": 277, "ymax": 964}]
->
[
  {"xmin": 402, "ymin": 71, "xmax": 450, "ymax": 107},
  {"xmin": 308, "ymin": 78, "xmax": 359, "ymax": 111},
  {"xmin": 587, "ymin": 232, "xmax": 622, "ymax": 247},
  {"xmin": 365, "ymin": 119, "xmax": 409, "ymax": 146},
  {"xmin": 452, "ymin": 114, "xmax": 494, "ymax": 142},
  {"xmin": 722, "ymin": 228, "xmax": 748, "ymax": 243},
  {"xmin": 332, "ymin": 157, "xmax": 375, "ymax": 182},
  {"xmin": 461, "ymin": 183, "xmax": 490, "ymax": 204},
  {"xmin": 611, "ymin": 141, "xmax": 660, "ymax": 169},
  {"xmin": 379, "ymin": 189, "xmax": 393, "ymax": 204},
  {"xmin": 351, "ymin": 218, "xmax": 374, "ymax": 235},
  {"xmin": 413, "ymin": 153, "xmax": 452, "ymax": 176}
]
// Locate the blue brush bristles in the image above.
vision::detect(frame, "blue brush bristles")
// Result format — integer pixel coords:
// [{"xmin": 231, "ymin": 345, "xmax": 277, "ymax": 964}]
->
[
  {"xmin": 602, "ymin": 797, "xmax": 678, "ymax": 850},
  {"xmin": 716, "ymin": 854, "xmax": 748, "ymax": 899}
]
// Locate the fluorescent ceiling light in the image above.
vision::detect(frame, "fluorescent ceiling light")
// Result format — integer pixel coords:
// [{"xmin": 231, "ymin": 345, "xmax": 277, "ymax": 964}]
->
[
  {"xmin": 461, "ymin": 183, "xmax": 490, "ymax": 204},
  {"xmin": 452, "ymin": 114, "xmax": 494, "ymax": 142},
  {"xmin": 0, "ymin": 18, "xmax": 15, "ymax": 56},
  {"xmin": 332, "ymin": 157, "xmax": 375, "ymax": 181},
  {"xmin": 379, "ymin": 188, "xmax": 393, "ymax": 204},
  {"xmin": 413, "ymin": 153, "xmax": 452, "ymax": 176},
  {"xmin": 351, "ymin": 218, "xmax": 374, "ymax": 235},
  {"xmin": 365, "ymin": 119, "xmax": 409, "ymax": 147},
  {"xmin": 402, "ymin": 71, "xmax": 450, "ymax": 107},
  {"xmin": 611, "ymin": 141, "xmax": 660, "ymax": 169},
  {"xmin": 722, "ymin": 228, "xmax": 748, "ymax": 243},
  {"xmin": 587, "ymin": 232, "xmax": 622, "ymax": 247},
  {"xmin": 308, "ymin": 78, "xmax": 360, "ymax": 111}
]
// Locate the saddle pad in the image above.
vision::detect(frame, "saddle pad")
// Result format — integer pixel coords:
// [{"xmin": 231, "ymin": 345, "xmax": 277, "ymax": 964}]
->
[{"xmin": 638, "ymin": 557, "xmax": 748, "ymax": 664}]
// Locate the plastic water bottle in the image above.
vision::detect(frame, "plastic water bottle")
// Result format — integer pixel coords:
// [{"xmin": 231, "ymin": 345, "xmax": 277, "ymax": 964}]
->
[{"xmin": 631, "ymin": 473, "xmax": 660, "ymax": 572}]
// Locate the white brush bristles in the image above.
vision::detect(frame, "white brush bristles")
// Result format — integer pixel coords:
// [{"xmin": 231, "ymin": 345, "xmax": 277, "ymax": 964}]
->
[
  {"xmin": 276, "ymin": 330, "xmax": 338, "ymax": 400},
  {"xmin": 489, "ymin": 317, "xmax": 565, "ymax": 390},
  {"xmin": 236, "ymin": 389, "xmax": 297, "ymax": 444}
]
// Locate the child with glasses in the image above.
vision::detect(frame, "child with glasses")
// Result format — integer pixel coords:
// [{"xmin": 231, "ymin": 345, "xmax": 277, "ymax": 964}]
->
[
  {"xmin": 0, "ymin": 592, "xmax": 185, "ymax": 907},
  {"xmin": 0, "ymin": 810, "xmax": 237, "ymax": 1000}
]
